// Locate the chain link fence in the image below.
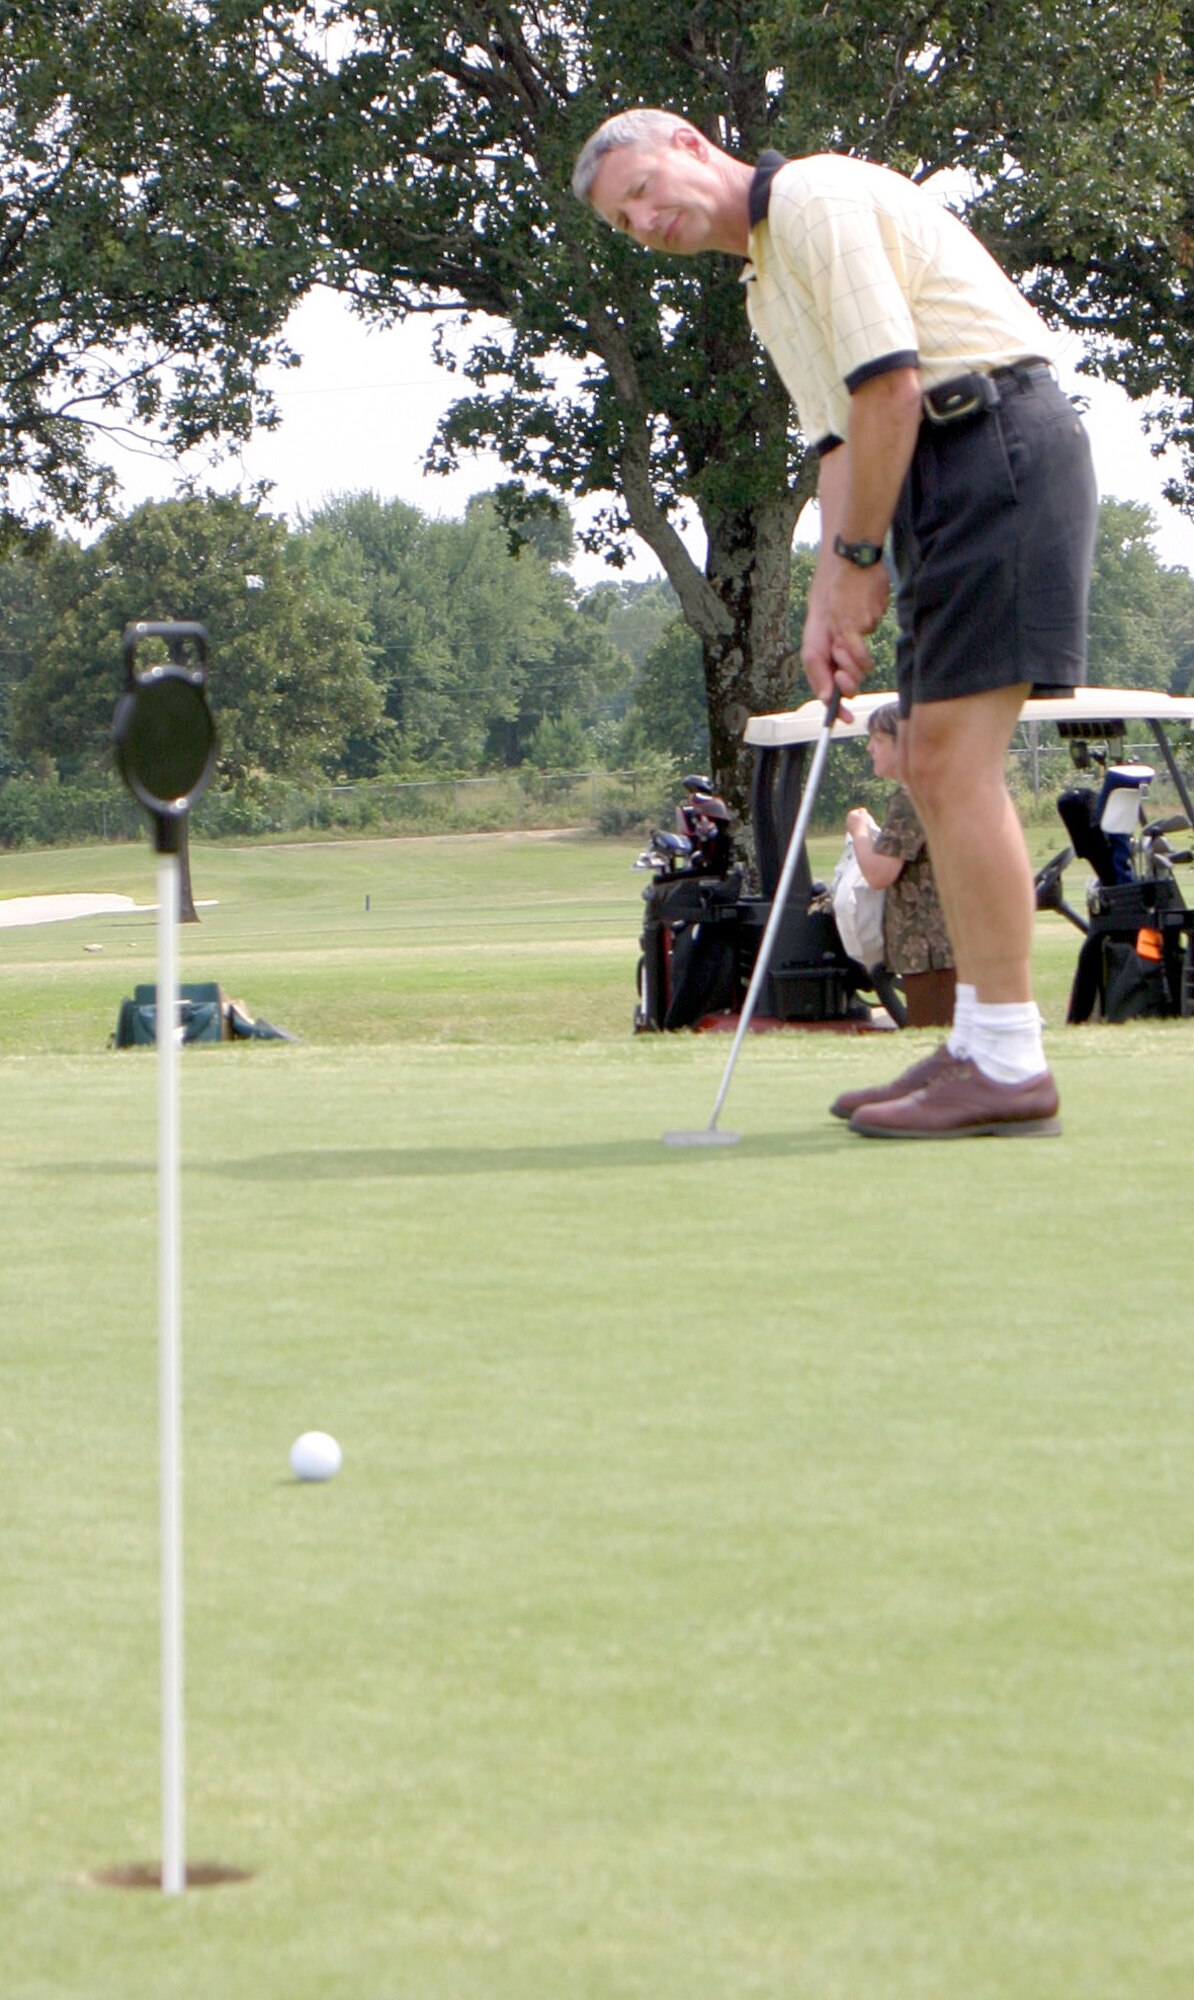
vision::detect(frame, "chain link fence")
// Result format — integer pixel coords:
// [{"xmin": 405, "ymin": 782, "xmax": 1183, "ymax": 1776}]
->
[
  {"xmin": 1, "ymin": 723, "xmax": 1189, "ymax": 851},
  {"xmin": 0, "ymin": 764, "xmax": 679, "ymax": 850}
]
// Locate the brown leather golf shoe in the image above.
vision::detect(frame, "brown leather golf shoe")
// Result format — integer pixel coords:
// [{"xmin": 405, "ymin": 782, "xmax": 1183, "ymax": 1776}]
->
[
  {"xmin": 829, "ymin": 1041, "xmax": 956, "ymax": 1121},
  {"xmin": 848, "ymin": 1057, "xmax": 1061, "ymax": 1139}
]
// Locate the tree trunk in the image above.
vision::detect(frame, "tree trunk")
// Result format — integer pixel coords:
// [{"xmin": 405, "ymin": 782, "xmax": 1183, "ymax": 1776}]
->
[
  {"xmin": 583, "ymin": 291, "xmax": 821, "ymax": 823},
  {"xmin": 178, "ymin": 817, "xmax": 199, "ymax": 923},
  {"xmin": 701, "ymin": 491, "xmax": 810, "ymax": 821}
]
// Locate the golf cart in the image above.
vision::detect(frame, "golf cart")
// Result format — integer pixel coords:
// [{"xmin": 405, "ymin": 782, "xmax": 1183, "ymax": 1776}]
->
[{"xmin": 633, "ymin": 687, "xmax": 1194, "ymax": 1031}]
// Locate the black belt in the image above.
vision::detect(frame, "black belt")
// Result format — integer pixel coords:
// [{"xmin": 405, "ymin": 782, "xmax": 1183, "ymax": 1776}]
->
[{"xmin": 922, "ymin": 358, "xmax": 1052, "ymax": 427}]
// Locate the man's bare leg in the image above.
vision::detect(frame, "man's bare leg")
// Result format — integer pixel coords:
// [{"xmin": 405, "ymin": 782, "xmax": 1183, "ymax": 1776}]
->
[
  {"xmin": 844, "ymin": 682, "xmax": 1062, "ymax": 1131},
  {"xmin": 899, "ymin": 683, "xmax": 1035, "ymax": 1001},
  {"xmin": 828, "ymin": 682, "xmax": 1043, "ymax": 1125}
]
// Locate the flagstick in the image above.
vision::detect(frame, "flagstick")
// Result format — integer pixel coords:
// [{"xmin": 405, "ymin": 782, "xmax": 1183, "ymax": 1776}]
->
[{"xmin": 157, "ymin": 848, "xmax": 185, "ymax": 1896}]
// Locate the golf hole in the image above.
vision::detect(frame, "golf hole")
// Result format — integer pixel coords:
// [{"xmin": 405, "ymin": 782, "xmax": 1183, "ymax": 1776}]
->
[{"xmin": 87, "ymin": 1861, "xmax": 253, "ymax": 1890}]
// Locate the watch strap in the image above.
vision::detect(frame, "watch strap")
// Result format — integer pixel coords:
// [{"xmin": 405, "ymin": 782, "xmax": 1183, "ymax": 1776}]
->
[{"xmin": 833, "ymin": 533, "xmax": 884, "ymax": 568}]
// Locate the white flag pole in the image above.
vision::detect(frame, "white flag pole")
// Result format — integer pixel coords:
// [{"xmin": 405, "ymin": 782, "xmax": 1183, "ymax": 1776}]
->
[
  {"xmin": 113, "ymin": 620, "xmax": 215, "ymax": 1898},
  {"xmin": 157, "ymin": 848, "xmax": 185, "ymax": 1895}
]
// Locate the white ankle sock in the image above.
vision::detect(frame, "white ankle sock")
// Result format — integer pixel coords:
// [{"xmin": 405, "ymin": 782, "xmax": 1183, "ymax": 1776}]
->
[
  {"xmin": 967, "ymin": 1001, "xmax": 1046, "ymax": 1085},
  {"xmin": 947, "ymin": 983, "xmax": 977, "ymax": 1058}
]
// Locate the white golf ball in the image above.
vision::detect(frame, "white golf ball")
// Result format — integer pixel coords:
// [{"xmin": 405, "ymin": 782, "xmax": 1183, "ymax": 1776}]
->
[{"xmin": 290, "ymin": 1431, "xmax": 342, "ymax": 1482}]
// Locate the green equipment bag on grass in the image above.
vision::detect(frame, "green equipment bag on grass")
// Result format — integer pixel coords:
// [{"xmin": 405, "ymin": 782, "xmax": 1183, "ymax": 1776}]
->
[
  {"xmin": 112, "ymin": 983, "xmax": 298, "ymax": 1047},
  {"xmin": 113, "ymin": 983, "xmax": 223, "ymax": 1047}
]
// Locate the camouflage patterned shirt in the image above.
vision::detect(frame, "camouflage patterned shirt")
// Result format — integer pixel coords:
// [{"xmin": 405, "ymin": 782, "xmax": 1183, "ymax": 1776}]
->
[{"xmin": 872, "ymin": 787, "xmax": 954, "ymax": 975}]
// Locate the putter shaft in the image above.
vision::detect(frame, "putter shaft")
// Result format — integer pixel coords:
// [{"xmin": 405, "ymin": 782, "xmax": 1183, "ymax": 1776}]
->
[{"xmin": 699, "ymin": 688, "xmax": 843, "ymax": 1136}]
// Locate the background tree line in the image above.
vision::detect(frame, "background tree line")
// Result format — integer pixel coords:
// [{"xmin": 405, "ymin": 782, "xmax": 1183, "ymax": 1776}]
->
[
  {"xmin": 0, "ymin": 484, "xmax": 1191, "ymax": 849},
  {"xmin": 0, "ymin": 487, "xmax": 682, "ymax": 840}
]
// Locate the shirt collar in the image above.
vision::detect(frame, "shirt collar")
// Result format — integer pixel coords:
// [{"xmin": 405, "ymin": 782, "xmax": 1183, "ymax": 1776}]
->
[{"xmin": 748, "ymin": 150, "xmax": 787, "ymax": 228}]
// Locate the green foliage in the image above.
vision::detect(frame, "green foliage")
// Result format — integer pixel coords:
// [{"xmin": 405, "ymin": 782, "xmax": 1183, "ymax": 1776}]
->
[
  {"xmin": 591, "ymin": 750, "xmax": 682, "ymax": 834},
  {"xmin": 6, "ymin": 493, "xmax": 381, "ymax": 787},
  {"xmin": 0, "ymin": 776, "xmax": 138, "ymax": 849},
  {"xmin": 0, "ymin": 486, "xmax": 651, "ymax": 837},
  {"xmin": 297, "ymin": 489, "xmax": 629, "ymax": 771},
  {"xmin": 786, "ymin": 544, "xmax": 899, "ymax": 693},
  {"xmin": 0, "ymin": 0, "xmax": 313, "ymax": 538},
  {"xmin": 583, "ymin": 578, "xmax": 681, "ymax": 672},
  {"xmin": 622, "ymin": 619, "xmax": 711, "ymax": 769},
  {"xmin": 1087, "ymin": 496, "xmax": 1194, "ymax": 691},
  {"xmin": 1088, "ymin": 499, "xmax": 1176, "ymax": 691},
  {"xmin": 526, "ymin": 709, "xmax": 591, "ymax": 770},
  {"xmin": 292, "ymin": 0, "xmax": 808, "ymax": 798}
]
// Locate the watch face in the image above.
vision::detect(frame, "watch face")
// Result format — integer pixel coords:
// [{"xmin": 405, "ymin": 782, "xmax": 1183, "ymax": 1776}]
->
[{"xmin": 834, "ymin": 534, "xmax": 883, "ymax": 566}]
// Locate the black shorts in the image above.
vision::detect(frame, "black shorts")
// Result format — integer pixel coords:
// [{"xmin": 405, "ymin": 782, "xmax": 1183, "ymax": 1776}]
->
[{"xmin": 890, "ymin": 369, "xmax": 1097, "ymax": 712}]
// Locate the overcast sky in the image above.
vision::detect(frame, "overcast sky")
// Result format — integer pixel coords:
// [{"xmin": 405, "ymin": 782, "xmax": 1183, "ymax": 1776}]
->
[{"xmin": 104, "ymin": 286, "xmax": 1194, "ymax": 586}]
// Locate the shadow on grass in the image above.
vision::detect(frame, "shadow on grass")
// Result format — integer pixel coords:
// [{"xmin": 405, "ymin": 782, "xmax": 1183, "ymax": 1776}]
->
[
  {"xmin": 217, "ymin": 1128, "xmax": 841, "ymax": 1178},
  {"xmin": 25, "ymin": 1128, "xmax": 842, "ymax": 1181}
]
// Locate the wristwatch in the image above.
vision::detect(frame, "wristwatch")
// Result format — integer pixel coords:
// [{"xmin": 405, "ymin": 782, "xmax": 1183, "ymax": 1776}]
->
[{"xmin": 833, "ymin": 533, "xmax": 884, "ymax": 568}]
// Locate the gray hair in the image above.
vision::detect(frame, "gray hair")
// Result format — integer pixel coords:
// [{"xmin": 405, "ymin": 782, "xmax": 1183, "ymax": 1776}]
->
[
  {"xmin": 571, "ymin": 109, "xmax": 686, "ymax": 204},
  {"xmin": 867, "ymin": 701, "xmax": 900, "ymax": 740}
]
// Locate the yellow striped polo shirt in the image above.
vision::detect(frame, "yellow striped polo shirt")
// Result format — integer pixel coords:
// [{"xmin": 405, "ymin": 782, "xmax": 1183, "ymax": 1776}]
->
[{"xmin": 743, "ymin": 153, "xmax": 1059, "ymax": 454}]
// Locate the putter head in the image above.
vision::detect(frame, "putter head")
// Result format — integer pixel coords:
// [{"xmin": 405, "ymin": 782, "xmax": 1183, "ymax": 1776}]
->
[{"xmin": 661, "ymin": 1127, "xmax": 740, "ymax": 1148}]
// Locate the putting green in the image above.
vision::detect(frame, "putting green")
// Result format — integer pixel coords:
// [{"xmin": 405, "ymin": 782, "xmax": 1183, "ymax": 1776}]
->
[{"xmin": 2, "ymin": 832, "xmax": 1193, "ymax": 1998}]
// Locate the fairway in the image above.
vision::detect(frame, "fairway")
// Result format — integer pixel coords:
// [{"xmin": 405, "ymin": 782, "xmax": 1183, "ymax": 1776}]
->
[{"xmin": 3, "ymin": 831, "xmax": 1194, "ymax": 1999}]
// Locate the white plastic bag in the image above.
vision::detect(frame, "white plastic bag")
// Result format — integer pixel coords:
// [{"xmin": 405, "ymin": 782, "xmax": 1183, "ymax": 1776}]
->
[{"xmin": 831, "ymin": 828, "xmax": 887, "ymax": 969}]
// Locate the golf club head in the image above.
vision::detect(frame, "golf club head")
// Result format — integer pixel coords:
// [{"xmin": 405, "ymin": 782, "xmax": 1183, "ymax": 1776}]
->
[
  {"xmin": 1034, "ymin": 846, "xmax": 1074, "ymax": 912},
  {"xmin": 661, "ymin": 1127, "xmax": 740, "ymax": 1148}
]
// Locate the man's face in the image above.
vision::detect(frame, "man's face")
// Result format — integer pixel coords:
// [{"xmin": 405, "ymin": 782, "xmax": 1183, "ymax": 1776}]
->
[{"xmin": 587, "ymin": 129, "xmax": 722, "ymax": 255}]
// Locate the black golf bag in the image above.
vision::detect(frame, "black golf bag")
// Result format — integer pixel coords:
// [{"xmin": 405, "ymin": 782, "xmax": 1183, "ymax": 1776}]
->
[
  {"xmin": 1067, "ymin": 877, "xmax": 1194, "ymax": 1022},
  {"xmin": 1036, "ymin": 769, "xmax": 1194, "ymax": 1022},
  {"xmin": 632, "ymin": 770, "xmax": 880, "ymax": 1032},
  {"xmin": 636, "ymin": 869, "xmax": 746, "ymax": 1030},
  {"xmin": 634, "ymin": 869, "xmax": 878, "ymax": 1031}
]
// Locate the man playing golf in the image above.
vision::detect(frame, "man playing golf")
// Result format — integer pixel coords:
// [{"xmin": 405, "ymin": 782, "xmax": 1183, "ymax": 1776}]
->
[{"xmin": 572, "ymin": 111, "xmax": 1097, "ymax": 1138}]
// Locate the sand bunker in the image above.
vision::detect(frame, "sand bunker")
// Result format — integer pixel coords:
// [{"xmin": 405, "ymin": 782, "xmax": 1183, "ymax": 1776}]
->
[{"xmin": 0, "ymin": 893, "xmax": 148, "ymax": 930}]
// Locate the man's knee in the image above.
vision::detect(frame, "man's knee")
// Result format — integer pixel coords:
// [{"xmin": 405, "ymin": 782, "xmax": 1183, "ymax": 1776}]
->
[
  {"xmin": 900, "ymin": 722, "xmax": 966, "ymax": 813},
  {"xmin": 901, "ymin": 689, "xmax": 1024, "ymax": 816}
]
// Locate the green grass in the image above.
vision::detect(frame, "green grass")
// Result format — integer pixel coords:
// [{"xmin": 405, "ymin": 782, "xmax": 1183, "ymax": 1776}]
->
[{"xmin": 3, "ymin": 831, "xmax": 1194, "ymax": 1998}]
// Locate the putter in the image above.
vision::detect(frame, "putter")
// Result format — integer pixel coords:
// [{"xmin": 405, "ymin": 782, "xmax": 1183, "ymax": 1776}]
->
[{"xmin": 663, "ymin": 687, "xmax": 843, "ymax": 1148}]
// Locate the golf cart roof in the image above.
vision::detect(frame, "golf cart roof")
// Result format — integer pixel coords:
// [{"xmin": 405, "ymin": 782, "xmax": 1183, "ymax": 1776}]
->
[{"xmin": 744, "ymin": 687, "xmax": 1194, "ymax": 747}]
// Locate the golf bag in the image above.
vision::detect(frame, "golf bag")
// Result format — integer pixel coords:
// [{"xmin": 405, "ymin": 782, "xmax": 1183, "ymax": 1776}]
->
[
  {"xmin": 636, "ymin": 870, "xmax": 746, "ymax": 1030},
  {"xmin": 1067, "ymin": 877, "xmax": 1194, "ymax": 1022},
  {"xmin": 633, "ymin": 767, "xmax": 892, "ymax": 1032},
  {"xmin": 635, "ymin": 869, "xmax": 880, "ymax": 1031},
  {"xmin": 1037, "ymin": 765, "xmax": 1194, "ymax": 1022}
]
